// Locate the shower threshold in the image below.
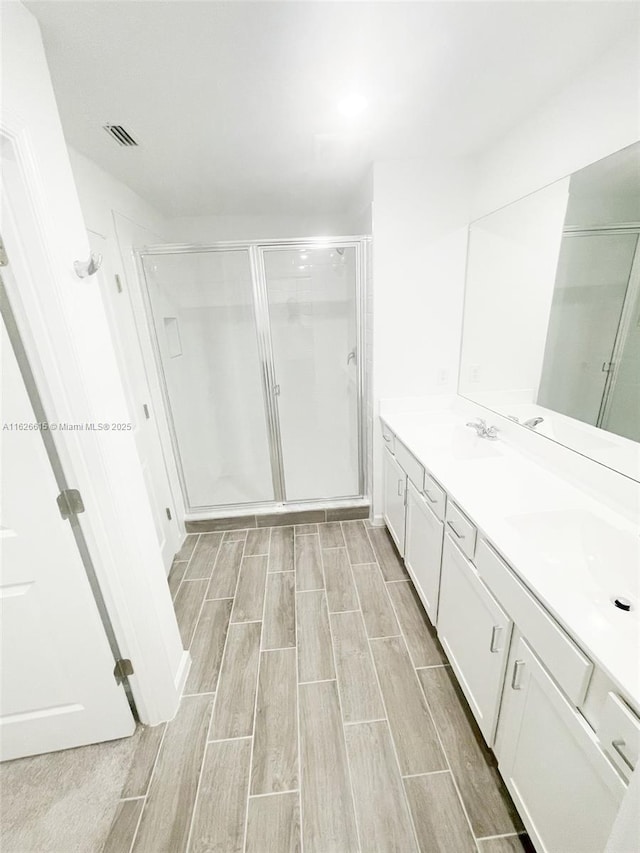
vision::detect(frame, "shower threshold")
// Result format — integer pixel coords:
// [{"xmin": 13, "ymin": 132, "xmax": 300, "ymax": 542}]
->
[{"xmin": 184, "ymin": 497, "xmax": 370, "ymax": 532}]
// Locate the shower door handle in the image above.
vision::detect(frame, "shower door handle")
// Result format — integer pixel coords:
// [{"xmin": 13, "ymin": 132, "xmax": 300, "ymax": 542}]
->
[
  {"xmin": 273, "ymin": 384, "xmax": 281, "ymax": 396},
  {"xmin": 347, "ymin": 349, "xmax": 356, "ymax": 365}
]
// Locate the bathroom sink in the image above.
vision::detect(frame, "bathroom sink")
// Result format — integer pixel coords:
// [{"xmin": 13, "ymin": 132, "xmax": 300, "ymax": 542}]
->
[
  {"xmin": 420, "ymin": 424, "xmax": 503, "ymax": 460},
  {"xmin": 505, "ymin": 508, "xmax": 640, "ymax": 613}
]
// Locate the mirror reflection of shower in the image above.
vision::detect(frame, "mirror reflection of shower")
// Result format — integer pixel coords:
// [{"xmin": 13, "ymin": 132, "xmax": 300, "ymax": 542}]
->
[
  {"xmin": 538, "ymin": 232, "xmax": 640, "ymax": 442},
  {"xmin": 460, "ymin": 141, "xmax": 640, "ymax": 451}
]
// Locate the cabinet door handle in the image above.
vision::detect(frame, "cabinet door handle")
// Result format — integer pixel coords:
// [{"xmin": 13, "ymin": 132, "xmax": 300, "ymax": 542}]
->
[
  {"xmin": 447, "ymin": 520, "xmax": 465, "ymax": 539},
  {"xmin": 424, "ymin": 489, "xmax": 438, "ymax": 504},
  {"xmin": 383, "ymin": 433, "xmax": 392, "ymax": 443},
  {"xmin": 612, "ymin": 739, "xmax": 635, "ymax": 772},
  {"xmin": 511, "ymin": 659, "xmax": 525, "ymax": 690},
  {"xmin": 489, "ymin": 625, "xmax": 502, "ymax": 653},
  {"xmin": 397, "ymin": 479, "xmax": 404, "ymax": 496}
]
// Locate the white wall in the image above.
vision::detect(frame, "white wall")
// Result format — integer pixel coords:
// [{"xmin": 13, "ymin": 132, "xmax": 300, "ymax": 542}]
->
[
  {"xmin": 371, "ymin": 158, "xmax": 471, "ymax": 515},
  {"xmin": 167, "ymin": 211, "xmax": 362, "ymax": 243},
  {"xmin": 2, "ymin": 1, "xmax": 185, "ymax": 723},
  {"xmin": 165, "ymin": 171, "xmax": 372, "ymax": 243},
  {"xmin": 345, "ymin": 166, "xmax": 374, "ymax": 236},
  {"xmin": 69, "ymin": 148, "xmax": 168, "ymax": 244},
  {"xmin": 471, "ymin": 31, "xmax": 640, "ymax": 219}
]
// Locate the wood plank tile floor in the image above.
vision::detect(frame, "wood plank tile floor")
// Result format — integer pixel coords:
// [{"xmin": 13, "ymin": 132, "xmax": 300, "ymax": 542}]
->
[{"xmin": 105, "ymin": 521, "xmax": 535, "ymax": 853}]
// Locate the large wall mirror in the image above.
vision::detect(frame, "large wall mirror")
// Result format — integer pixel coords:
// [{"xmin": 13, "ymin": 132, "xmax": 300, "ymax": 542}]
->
[{"xmin": 459, "ymin": 142, "xmax": 640, "ymax": 481}]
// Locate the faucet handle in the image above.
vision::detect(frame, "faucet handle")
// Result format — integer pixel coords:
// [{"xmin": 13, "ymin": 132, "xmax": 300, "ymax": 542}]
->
[
  {"xmin": 485, "ymin": 425, "xmax": 499, "ymax": 439},
  {"xmin": 466, "ymin": 417, "xmax": 487, "ymax": 435}
]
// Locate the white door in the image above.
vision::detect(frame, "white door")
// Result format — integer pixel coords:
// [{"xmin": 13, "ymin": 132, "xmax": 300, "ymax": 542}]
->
[
  {"xmin": 0, "ymin": 300, "xmax": 135, "ymax": 761},
  {"xmin": 437, "ymin": 535, "xmax": 513, "ymax": 745},
  {"xmin": 404, "ymin": 481, "xmax": 444, "ymax": 625},
  {"xmin": 89, "ymin": 230, "xmax": 180, "ymax": 571},
  {"xmin": 497, "ymin": 635, "xmax": 625, "ymax": 853},
  {"xmin": 382, "ymin": 447, "xmax": 407, "ymax": 556}
]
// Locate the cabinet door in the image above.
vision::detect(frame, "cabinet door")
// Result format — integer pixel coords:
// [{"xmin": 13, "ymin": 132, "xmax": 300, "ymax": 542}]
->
[
  {"xmin": 405, "ymin": 481, "xmax": 444, "ymax": 624},
  {"xmin": 383, "ymin": 447, "xmax": 407, "ymax": 556},
  {"xmin": 498, "ymin": 636, "xmax": 625, "ymax": 853},
  {"xmin": 437, "ymin": 535, "xmax": 512, "ymax": 745}
]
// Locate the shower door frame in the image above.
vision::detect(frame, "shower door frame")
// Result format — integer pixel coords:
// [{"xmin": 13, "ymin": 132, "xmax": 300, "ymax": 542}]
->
[{"xmin": 135, "ymin": 236, "xmax": 369, "ymax": 516}]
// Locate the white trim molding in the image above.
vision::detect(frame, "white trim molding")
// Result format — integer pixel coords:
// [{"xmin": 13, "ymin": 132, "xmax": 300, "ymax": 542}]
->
[{"xmin": 1, "ymin": 2, "xmax": 186, "ymax": 726}]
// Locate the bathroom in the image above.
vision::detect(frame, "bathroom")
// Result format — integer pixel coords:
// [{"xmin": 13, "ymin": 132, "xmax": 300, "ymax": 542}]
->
[{"xmin": 0, "ymin": 1, "xmax": 639, "ymax": 851}]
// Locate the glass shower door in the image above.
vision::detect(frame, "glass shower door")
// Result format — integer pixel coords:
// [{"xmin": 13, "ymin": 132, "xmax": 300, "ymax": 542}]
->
[
  {"xmin": 141, "ymin": 249, "xmax": 274, "ymax": 509},
  {"xmin": 261, "ymin": 244, "xmax": 360, "ymax": 501}
]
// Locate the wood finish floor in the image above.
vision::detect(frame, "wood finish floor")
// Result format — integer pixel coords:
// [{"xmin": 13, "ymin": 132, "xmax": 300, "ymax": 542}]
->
[{"xmin": 105, "ymin": 521, "xmax": 534, "ymax": 853}]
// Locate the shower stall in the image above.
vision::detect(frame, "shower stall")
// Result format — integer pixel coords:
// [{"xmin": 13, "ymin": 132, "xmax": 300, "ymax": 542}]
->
[{"xmin": 137, "ymin": 238, "xmax": 368, "ymax": 516}]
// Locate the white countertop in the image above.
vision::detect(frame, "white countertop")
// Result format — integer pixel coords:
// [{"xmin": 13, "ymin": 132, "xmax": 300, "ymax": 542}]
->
[{"xmin": 380, "ymin": 405, "xmax": 640, "ymax": 710}]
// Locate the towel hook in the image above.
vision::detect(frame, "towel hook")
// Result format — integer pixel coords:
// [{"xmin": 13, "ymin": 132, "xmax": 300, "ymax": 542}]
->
[{"xmin": 74, "ymin": 252, "xmax": 102, "ymax": 279}]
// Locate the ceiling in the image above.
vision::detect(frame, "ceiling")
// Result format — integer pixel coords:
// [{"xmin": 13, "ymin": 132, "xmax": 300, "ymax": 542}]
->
[{"xmin": 27, "ymin": 1, "xmax": 638, "ymax": 217}]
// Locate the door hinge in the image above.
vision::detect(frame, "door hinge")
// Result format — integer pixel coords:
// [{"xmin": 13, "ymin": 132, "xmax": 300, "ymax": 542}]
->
[
  {"xmin": 166, "ymin": 507, "xmax": 172, "ymax": 521},
  {"xmin": 56, "ymin": 488, "xmax": 85, "ymax": 520},
  {"xmin": 602, "ymin": 361, "xmax": 615, "ymax": 373},
  {"xmin": 113, "ymin": 658, "xmax": 134, "ymax": 685},
  {"xmin": 0, "ymin": 235, "xmax": 8, "ymax": 267},
  {"xmin": 115, "ymin": 273, "xmax": 123, "ymax": 293}
]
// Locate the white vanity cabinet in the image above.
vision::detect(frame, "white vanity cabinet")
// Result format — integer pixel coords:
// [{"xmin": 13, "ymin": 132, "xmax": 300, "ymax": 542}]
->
[
  {"xmin": 437, "ymin": 535, "xmax": 513, "ymax": 745},
  {"xmin": 377, "ymin": 418, "xmax": 635, "ymax": 852},
  {"xmin": 404, "ymin": 481, "xmax": 444, "ymax": 624},
  {"xmin": 382, "ymin": 447, "xmax": 407, "ymax": 556},
  {"xmin": 497, "ymin": 635, "xmax": 626, "ymax": 853}
]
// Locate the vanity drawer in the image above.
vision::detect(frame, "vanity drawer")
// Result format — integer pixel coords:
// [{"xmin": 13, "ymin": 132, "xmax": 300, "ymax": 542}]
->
[
  {"xmin": 395, "ymin": 437, "xmax": 425, "ymax": 491},
  {"xmin": 445, "ymin": 500, "xmax": 477, "ymax": 561},
  {"xmin": 476, "ymin": 538, "xmax": 593, "ymax": 706},
  {"xmin": 423, "ymin": 472, "xmax": 446, "ymax": 521},
  {"xmin": 598, "ymin": 692, "xmax": 640, "ymax": 782},
  {"xmin": 380, "ymin": 421, "xmax": 396, "ymax": 455}
]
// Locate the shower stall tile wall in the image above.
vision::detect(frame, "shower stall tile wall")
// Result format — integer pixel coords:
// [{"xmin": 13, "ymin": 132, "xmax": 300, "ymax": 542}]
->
[{"xmin": 139, "ymin": 239, "xmax": 369, "ymax": 515}]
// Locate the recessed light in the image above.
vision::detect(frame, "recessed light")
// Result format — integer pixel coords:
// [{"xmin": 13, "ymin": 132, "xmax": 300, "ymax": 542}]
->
[{"xmin": 337, "ymin": 92, "xmax": 368, "ymax": 118}]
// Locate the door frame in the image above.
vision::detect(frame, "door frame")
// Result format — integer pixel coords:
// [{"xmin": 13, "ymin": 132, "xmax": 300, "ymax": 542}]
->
[
  {"xmin": 250, "ymin": 244, "xmax": 287, "ymax": 502},
  {"xmin": 87, "ymin": 224, "xmax": 183, "ymax": 572},
  {"xmin": 135, "ymin": 237, "xmax": 370, "ymax": 516},
  {"xmin": 112, "ymin": 211, "xmax": 188, "ymax": 542},
  {"xmin": 1, "ymin": 114, "xmax": 187, "ymax": 727}
]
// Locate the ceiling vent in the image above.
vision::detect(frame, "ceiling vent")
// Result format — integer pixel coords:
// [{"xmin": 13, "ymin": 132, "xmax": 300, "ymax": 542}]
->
[{"xmin": 103, "ymin": 125, "xmax": 138, "ymax": 147}]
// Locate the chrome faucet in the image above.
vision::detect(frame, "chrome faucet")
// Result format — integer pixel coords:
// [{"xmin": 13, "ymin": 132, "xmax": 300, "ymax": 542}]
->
[
  {"xmin": 523, "ymin": 417, "xmax": 544, "ymax": 429},
  {"xmin": 466, "ymin": 418, "xmax": 499, "ymax": 440}
]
